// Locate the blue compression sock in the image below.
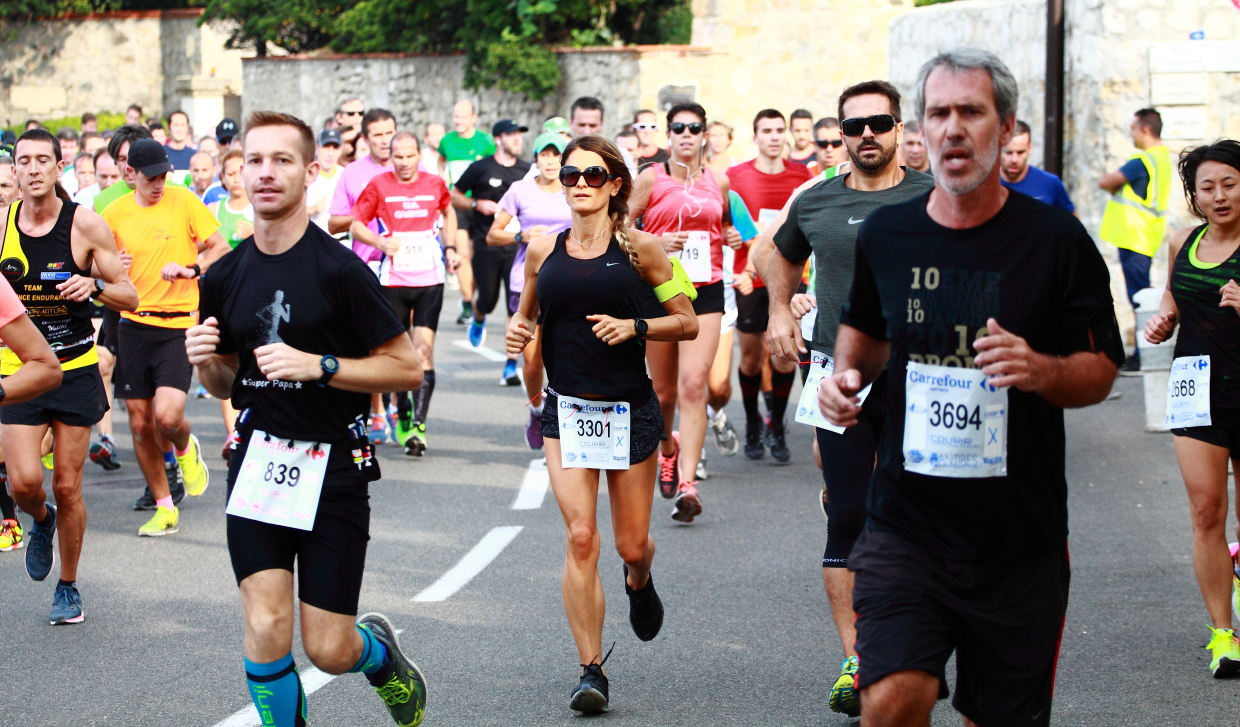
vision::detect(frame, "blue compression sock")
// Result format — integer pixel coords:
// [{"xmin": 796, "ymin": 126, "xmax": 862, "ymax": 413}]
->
[
  {"xmin": 350, "ymin": 624, "xmax": 388, "ymax": 675},
  {"xmin": 245, "ymin": 653, "xmax": 307, "ymax": 727},
  {"xmin": 162, "ymin": 450, "xmax": 175, "ymax": 465}
]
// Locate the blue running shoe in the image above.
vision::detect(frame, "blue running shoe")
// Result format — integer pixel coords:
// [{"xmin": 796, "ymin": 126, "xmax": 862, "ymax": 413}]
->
[
  {"xmin": 25, "ymin": 504, "xmax": 56, "ymax": 582},
  {"xmin": 500, "ymin": 359, "xmax": 520, "ymax": 386},
  {"xmin": 50, "ymin": 581, "xmax": 84, "ymax": 625},
  {"xmin": 468, "ymin": 317, "xmax": 487, "ymax": 347}
]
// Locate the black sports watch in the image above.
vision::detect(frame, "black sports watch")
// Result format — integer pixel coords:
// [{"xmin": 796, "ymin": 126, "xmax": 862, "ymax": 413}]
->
[
  {"xmin": 318, "ymin": 354, "xmax": 340, "ymax": 387},
  {"xmin": 634, "ymin": 318, "xmax": 648, "ymax": 340},
  {"xmin": 189, "ymin": 264, "xmax": 202, "ymax": 278},
  {"xmin": 90, "ymin": 278, "xmax": 105, "ymax": 299},
  {"xmin": 515, "ymin": 231, "xmax": 523, "ymax": 244}
]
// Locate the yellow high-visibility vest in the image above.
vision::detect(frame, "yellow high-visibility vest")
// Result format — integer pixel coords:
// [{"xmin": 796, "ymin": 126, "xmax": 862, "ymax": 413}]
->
[{"xmin": 1099, "ymin": 145, "xmax": 1172, "ymax": 257}]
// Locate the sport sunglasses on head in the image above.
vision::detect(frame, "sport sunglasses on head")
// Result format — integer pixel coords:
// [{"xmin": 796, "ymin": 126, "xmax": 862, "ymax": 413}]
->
[
  {"xmin": 559, "ymin": 165, "xmax": 616, "ymax": 187},
  {"xmin": 840, "ymin": 114, "xmax": 897, "ymax": 137},
  {"xmin": 668, "ymin": 122, "xmax": 705, "ymax": 135}
]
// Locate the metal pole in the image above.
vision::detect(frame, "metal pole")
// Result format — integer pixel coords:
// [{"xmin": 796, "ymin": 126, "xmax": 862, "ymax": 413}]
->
[{"xmin": 1045, "ymin": 0, "xmax": 1065, "ymax": 176}]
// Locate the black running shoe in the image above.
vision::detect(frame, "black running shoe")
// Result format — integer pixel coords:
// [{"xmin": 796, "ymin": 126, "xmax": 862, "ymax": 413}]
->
[
  {"xmin": 624, "ymin": 565, "xmax": 663, "ymax": 642},
  {"xmin": 768, "ymin": 420, "xmax": 790, "ymax": 463},
  {"xmin": 133, "ymin": 486, "xmax": 156, "ymax": 511},
  {"xmin": 455, "ymin": 301, "xmax": 473, "ymax": 326},
  {"xmin": 1119, "ymin": 351, "xmax": 1141, "ymax": 376},
  {"xmin": 569, "ymin": 645, "xmax": 613, "ymax": 714},
  {"xmin": 25, "ymin": 504, "xmax": 55, "ymax": 582},
  {"xmin": 167, "ymin": 461, "xmax": 186, "ymax": 505},
  {"xmin": 358, "ymin": 612, "xmax": 427, "ymax": 727},
  {"xmin": 743, "ymin": 419, "xmax": 765, "ymax": 460}
]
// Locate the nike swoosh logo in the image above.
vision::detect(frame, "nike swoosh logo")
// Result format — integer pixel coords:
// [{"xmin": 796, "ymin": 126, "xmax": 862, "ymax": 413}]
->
[
  {"xmin": 606, "ymin": 262, "xmax": 620, "ymax": 266},
  {"xmin": 848, "ymin": 217, "xmax": 865, "ymax": 225}
]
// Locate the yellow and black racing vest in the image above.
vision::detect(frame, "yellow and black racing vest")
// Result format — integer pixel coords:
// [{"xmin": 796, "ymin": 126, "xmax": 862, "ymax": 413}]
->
[{"xmin": 0, "ymin": 201, "xmax": 99, "ymax": 374}]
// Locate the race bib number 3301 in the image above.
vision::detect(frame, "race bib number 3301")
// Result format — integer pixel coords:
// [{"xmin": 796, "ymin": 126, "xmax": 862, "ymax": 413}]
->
[
  {"xmin": 902, "ymin": 362, "xmax": 1007, "ymax": 478},
  {"xmin": 558, "ymin": 394, "xmax": 631, "ymax": 470}
]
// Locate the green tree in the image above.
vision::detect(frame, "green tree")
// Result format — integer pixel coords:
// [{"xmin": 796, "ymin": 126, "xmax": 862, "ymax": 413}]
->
[
  {"xmin": 198, "ymin": 0, "xmax": 353, "ymax": 56},
  {"xmin": 0, "ymin": 0, "xmax": 120, "ymax": 19}
]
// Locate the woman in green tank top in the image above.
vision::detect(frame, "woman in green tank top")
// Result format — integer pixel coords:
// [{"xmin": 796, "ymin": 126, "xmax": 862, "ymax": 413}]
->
[{"xmin": 208, "ymin": 150, "xmax": 253, "ymax": 250}]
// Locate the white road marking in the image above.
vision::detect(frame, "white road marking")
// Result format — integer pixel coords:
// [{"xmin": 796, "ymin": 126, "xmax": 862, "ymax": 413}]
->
[
  {"xmin": 212, "ymin": 631, "xmax": 402, "ymax": 727},
  {"xmin": 512, "ymin": 458, "xmax": 549, "ymax": 510},
  {"xmin": 452, "ymin": 339, "xmax": 507, "ymax": 362},
  {"xmin": 413, "ymin": 526, "xmax": 523, "ymax": 602}
]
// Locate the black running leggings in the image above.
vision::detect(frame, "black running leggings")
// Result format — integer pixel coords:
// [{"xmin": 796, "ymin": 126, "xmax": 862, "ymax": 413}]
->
[{"xmin": 817, "ymin": 371, "xmax": 887, "ymax": 568}]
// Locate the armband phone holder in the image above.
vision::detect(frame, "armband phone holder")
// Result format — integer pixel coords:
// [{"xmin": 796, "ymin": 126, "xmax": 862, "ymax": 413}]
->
[{"xmin": 654, "ymin": 256, "xmax": 698, "ymax": 303}]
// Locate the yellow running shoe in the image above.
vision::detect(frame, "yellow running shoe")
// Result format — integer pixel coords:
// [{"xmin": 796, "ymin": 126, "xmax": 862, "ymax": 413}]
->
[
  {"xmin": 1207, "ymin": 626, "xmax": 1240, "ymax": 678},
  {"xmin": 138, "ymin": 506, "xmax": 179, "ymax": 537},
  {"xmin": 41, "ymin": 453, "xmax": 53, "ymax": 471},
  {"xmin": 176, "ymin": 434, "xmax": 209, "ymax": 497},
  {"xmin": 1230, "ymin": 543, "xmax": 1239, "ymax": 623},
  {"xmin": 0, "ymin": 519, "xmax": 24, "ymax": 551},
  {"xmin": 829, "ymin": 655, "xmax": 861, "ymax": 716}
]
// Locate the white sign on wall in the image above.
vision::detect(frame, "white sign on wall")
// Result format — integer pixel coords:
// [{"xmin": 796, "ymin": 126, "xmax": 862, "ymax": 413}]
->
[
  {"xmin": 1149, "ymin": 41, "xmax": 1240, "ymax": 73},
  {"xmin": 1150, "ymin": 73, "xmax": 1208, "ymax": 105},
  {"xmin": 1159, "ymin": 106, "xmax": 1209, "ymax": 140}
]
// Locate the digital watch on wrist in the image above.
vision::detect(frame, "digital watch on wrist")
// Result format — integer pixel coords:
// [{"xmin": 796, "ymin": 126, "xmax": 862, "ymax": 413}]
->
[{"xmin": 318, "ymin": 354, "xmax": 340, "ymax": 387}]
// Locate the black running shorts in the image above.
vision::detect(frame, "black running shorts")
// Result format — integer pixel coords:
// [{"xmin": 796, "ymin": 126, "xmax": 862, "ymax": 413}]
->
[
  {"xmin": 734, "ymin": 287, "xmax": 770, "ymax": 334},
  {"xmin": 114, "ymin": 319, "xmax": 193, "ymax": 399},
  {"xmin": 473, "ymin": 246, "xmax": 517, "ymax": 317},
  {"xmin": 383, "ymin": 284, "xmax": 445, "ymax": 332},
  {"xmin": 691, "ymin": 280, "xmax": 726, "ymax": 315},
  {"xmin": 96, "ymin": 308, "xmax": 120, "ymax": 355},
  {"xmin": 1172, "ymin": 406, "xmax": 1240, "ymax": 458},
  {"xmin": 1, "ymin": 363, "xmax": 108, "ymax": 428},
  {"xmin": 542, "ymin": 388, "xmax": 667, "ymax": 465},
  {"xmin": 849, "ymin": 527, "xmax": 1070, "ymax": 727}
]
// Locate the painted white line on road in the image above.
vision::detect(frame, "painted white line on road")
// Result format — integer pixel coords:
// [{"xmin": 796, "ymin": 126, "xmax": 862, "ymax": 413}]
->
[
  {"xmin": 413, "ymin": 526, "xmax": 523, "ymax": 602},
  {"xmin": 512, "ymin": 458, "xmax": 549, "ymax": 510},
  {"xmin": 451, "ymin": 339, "xmax": 507, "ymax": 362},
  {"xmin": 212, "ymin": 632, "xmax": 404, "ymax": 727}
]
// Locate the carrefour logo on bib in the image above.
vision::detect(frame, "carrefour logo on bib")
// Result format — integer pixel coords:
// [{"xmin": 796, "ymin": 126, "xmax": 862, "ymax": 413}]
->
[
  {"xmin": 908, "ymin": 369, "xmax": 974, "ymax": 390},
  {"xmin": 615, "ymin": 404, "xmax": 628, "ymax": 414}
]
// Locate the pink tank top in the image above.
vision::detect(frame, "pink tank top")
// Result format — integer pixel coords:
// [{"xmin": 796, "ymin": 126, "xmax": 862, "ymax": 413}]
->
[{"xmin": 641, "ymin": 163, "xmax": 725, "ymax": 286}]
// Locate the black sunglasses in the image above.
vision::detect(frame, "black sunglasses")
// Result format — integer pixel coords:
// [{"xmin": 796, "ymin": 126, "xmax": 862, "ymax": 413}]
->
[
  {"xmin": 340, "ymin": 109, "xmax": 363, "ymax": 117},
  {"xmin": 814, "ymin": 138, "xmax": 844, "ymax": 149},
  {"xmin": 840, "ymin": 114, "xmax": 897, "ymax": 137},
  {"xmin": 559, "ymin": 165, "xmax": 615, "ymax": 188},
  {"xmin": 668, "ymin": 122, "xmax": 705, "ymax": 135}
]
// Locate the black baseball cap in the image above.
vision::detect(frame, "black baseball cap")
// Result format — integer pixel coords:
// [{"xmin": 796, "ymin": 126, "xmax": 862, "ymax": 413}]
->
[
  {"xmin": 216, "ymin": 118, "xmax": 238, "ymax": 143},
  {"xmin": 492, "ymin": 119, "xmax": 528, "ymax": 136},
  {"xmin": 127, "ymin": 138, "xmax": 173, "ymax": 177},
  {"xmin": 318, "ymin": 128, "xmax": 342, "ymax": 147}
]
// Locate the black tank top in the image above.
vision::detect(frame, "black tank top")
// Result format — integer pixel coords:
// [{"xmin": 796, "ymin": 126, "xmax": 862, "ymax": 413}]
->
[
  {"xmin": 0, "ymin": 200, "xmax": 97, "ymax": 373},
  {"xmin": 537, "ymin": 231, "xmax": 654, "ymax": 400},
  {"xmin": 1170, "ymin": 223, "xmax": 1240, "ymax": 410}
]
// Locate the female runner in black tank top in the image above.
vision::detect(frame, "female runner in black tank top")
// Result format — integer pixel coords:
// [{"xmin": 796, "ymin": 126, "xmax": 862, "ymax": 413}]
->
[
  {"xmin": 506, "ymin": 135, "xmax": 697, "ymax": 713},
  {"xmin": 1143, "ymin": 139, "xmax": 1240, "ymax": 675}
]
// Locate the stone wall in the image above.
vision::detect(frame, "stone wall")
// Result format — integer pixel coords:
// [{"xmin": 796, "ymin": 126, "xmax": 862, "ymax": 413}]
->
[
  {"xmin": 691, "ymin": 0, "xmax": 913, "ymax": 161},
  {"xmin": 0, "ymin": 9, "xmax": 247, "ymax": 134},
  {"xmin": 242, "ymin": 49, "xmax": 643, "ymax": 140}
]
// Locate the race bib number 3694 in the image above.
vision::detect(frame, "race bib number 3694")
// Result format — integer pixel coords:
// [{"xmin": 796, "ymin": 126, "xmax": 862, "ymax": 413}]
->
[{"xmin": 902, "ymin": 362, "xmax": 1007, "ymax": 478}]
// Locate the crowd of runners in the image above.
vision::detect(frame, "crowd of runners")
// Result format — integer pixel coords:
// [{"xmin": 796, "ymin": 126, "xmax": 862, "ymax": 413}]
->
[{"xmin": 0, "ymin": 45, "xmax": 1237, "ymax": 727}]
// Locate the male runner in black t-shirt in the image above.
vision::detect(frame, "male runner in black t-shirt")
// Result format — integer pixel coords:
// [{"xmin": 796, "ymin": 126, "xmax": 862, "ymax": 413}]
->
[
  {"xmin": 818, "ymin": 49, "xmax": 1123, "ymax": 726},
  {"xmin": 451, "ymin": 120, "xmax": 530, "ymax": 383},
  {"xmin": 186, "ymin": 111, "xmax": 428, "ymax": 727}
]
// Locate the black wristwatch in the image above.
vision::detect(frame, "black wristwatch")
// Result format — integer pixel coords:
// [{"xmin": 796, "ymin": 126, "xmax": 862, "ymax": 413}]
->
[
  {"xmin": 90, "ymin": 278, "xmax": 105, "ymax": 299},
  {"xmin": 318, "ymin": 354, "xmax": 340, "ymax": 387},
  {"xmin": 190, "ymin": 264, "xmax": 202, "ymax": 278},
  {"xmin": 634, "ymin": 318, "xmax": 648, "ymax": 340},
  {"xmin": 515, "ymin": 231, "xmax": 523, "ymax": 244}
]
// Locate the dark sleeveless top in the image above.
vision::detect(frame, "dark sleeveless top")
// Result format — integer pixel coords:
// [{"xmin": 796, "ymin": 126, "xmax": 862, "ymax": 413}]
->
[
  {"xmin": 0, "ymin": 200, "xmax": 97, "ymax": 373},
  {"xmin": 537, "ymin": 231, "xmax": 654, "ymax": 400},
  {"xmin": 1170, "ymin": 223, "xmax": 1240, "ymax": 410}
]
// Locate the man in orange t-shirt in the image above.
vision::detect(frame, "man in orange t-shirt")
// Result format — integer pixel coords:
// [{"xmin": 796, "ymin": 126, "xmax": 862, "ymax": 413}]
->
[{"xmin": 101, "ymin": 139, "xmax": 229, "ymax": 536}]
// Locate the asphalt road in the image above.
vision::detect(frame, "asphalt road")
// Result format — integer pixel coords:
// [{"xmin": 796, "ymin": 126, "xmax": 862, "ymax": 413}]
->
[{"xmin": 1, "ymin": 297, "xmax": 1237, "ymax": 726}]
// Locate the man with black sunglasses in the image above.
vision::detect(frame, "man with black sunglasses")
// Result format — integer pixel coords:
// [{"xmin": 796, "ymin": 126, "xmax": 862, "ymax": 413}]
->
[
  {"xmin": 810, "ymin": 117, "xmax": 846, "ymax": 177},
  {"xmin": 753, "ymin": 79, "xmax": 933, "ymax": 718}
]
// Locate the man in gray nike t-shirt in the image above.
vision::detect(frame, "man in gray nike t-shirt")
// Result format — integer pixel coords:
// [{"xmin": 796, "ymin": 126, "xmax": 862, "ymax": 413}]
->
[{"xmin": 750, "ymin": 79, "xmax": 934, "ymax": 719}]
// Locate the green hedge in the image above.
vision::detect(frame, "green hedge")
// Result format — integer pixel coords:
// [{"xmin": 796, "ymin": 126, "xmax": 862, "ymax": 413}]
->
[{"xmin": 5, "ymin": 111, "xmax": 129, "ymax": 138}]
